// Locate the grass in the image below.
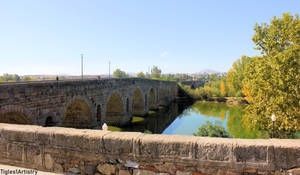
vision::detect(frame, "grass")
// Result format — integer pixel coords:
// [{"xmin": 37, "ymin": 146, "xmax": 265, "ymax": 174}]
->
[
  {"xmin": 108, "ymin": 126, "xmax": 123, "ymax": 132},
  {"xmin": 144, "ymin": 130, "xmax": 152, "ymax": 134},
  {"xmin": 158, "ymin": 106, "xmax": 165, "ymax": 110},
  {"xmin": 147, "ymin": 110, "xmax": 156, "ymax": 115},
  {"xmin": 131, "ymin": 116, "xmax": 145, "ymax": 123}
]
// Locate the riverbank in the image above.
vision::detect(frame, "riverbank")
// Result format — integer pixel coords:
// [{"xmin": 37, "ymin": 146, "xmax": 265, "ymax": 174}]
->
[{"xmin": 192, "ymin": 96, "xmax": 249, "ymax": 105}]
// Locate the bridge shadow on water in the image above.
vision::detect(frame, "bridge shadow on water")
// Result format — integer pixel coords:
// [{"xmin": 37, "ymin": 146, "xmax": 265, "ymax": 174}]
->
[{"xmin": 119, "ymin": 100, "xmax": 194, "ymax": 134}]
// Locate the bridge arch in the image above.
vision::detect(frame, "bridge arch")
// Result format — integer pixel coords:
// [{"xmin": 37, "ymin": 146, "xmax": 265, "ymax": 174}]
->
[
  {"xmin": 95, "ymin": 105, "xmax": 103, "ymax": 125},
  {"xmin": 148, "ymin": 88, "xmax": 156, "ymax": 109},
  {"xmin": 159, "ymin": 88, "xmax": 165, "ymax": 105},
  {"xmin": 0, "ymin": 105, "xmax": 34, "ymax": 124},
  {"xmin": 105, "ymin": 92, "xmax": 125, "ymax": 125},
  {"xmin": 62, "ymin": 97, "xmax": 94, "ymax": 128},
  {"xmin": 44, "ymin": 116, "xmax": 56, "ymax": 126},
  {"xmin": 132, "ymin": 88, "xmax": 145, "ymax": 116},
  {"xmin": 40, "ymin": 112, "xmax": 58, "ymax": 127}
]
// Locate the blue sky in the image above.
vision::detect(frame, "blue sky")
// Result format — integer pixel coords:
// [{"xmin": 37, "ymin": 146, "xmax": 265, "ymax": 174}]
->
[{"xmin": 0, "ymin": 0, "xmax": 299, "ymax": 75}]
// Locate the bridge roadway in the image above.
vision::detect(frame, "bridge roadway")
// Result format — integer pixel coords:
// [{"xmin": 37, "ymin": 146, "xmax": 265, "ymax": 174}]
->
[{"xmin": 0, "ymin": 78, "xmax": 177, "ymax": 128}]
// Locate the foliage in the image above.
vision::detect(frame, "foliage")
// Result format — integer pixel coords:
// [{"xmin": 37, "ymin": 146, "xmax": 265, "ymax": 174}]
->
[
  {"xmin": 144, "ymin": 130, "xmax": 152, "ymax": 134},
  {"xmin": 193, "ymin": 121, "xmax": 229, "ymax": 138},
  {"xmin": 243, "ymin": 13, "xmax": 300, "ymax": 138},
  {"xmin": 179, "ymin": 77, "xmax": 236, "ymax": 100},
  {"xmin": 137, "ymin": 72, "xmax": 145, "ymax": 78},
  {"xmin": 108, "ymin": 126, "xmax": 123, "ymax": 132},
  {"xmin": 0, "ymin": 73, "xmax": 21, "ymax": 82},
  {"xmin": 22, "ymin": 76, "xmax": 35, "ymax": 81},
  {"xmin": 147, "ymin": 110, "xmax": 156, "ymax": 115},
  {"xmin": 227, "ymin": 55, "xmax": 251, "ymax": 97},
  {"xmin": 0, "ymin": 74, "xmax": 36, "ymax": 82},
  {"xmin": 113, "ymin": 69, "xmax": 128, "ymax": 78},
  {"xmin": 220, "ymin": 81, "xmax": 226, "ymax": 97},
  {"xmin": 151, "ymin": 66, "xmax": 161, "ymax": 78},
  {"xmin": 131, "ymin": 116, "xmax": 145, "ymax": 123}
]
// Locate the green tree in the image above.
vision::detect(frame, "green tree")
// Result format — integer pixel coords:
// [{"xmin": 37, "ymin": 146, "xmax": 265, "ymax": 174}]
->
[
  {"xmin": 22, "ymin": 76, "xmax": 35, "ymax": 81},
  {"xmin": 193, "ymin": 121, "xmax": 229, "ymax": 138},
  {"xmin": 113, "ymin": 69, "xmax": 128, "ymax": 78},
  {"xmin": 137, "ymin": 72, "xmax": 145, "ymax": 78},
  {"xmin": 227, "ymin": 55, "xmax": 251, "ymax": 97},
  {"xmin": 1, "ymin": 73, "xmax": 21, "ymax": 82},
  {"xmin": 151, "ymin": 66, "xmax": 161, "ymax": 78},
  {"xmin": 244, "ymin": 13, "xmax": 300, "ymax": 138}
]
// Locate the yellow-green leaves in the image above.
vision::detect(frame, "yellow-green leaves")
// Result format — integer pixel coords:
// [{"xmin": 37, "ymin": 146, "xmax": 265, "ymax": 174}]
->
[{"xmin": 243, "ymin": 13, "xmax": 300, "ymax": 137}]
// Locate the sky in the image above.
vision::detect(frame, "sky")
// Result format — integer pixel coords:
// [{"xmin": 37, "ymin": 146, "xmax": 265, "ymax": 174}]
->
[{"xmin": 0, "ymin": 0, "xmax": 299, "ymax": 75}]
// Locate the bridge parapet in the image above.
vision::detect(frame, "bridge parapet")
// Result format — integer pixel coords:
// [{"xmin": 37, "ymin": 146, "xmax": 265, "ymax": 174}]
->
[{"xmin": 0, "ymin": 123, "xmax": 299, "ymax": 175}]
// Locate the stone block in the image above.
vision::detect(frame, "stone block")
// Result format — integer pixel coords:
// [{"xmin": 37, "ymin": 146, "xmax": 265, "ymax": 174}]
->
[
  {"xmin": 45, "ymin": 153, "xmax": 54, "ymax": 170},
  {"xmin": 7, "ymin": 143, "xmax": 23, "ymax": 162},
  {"xmin": 133, "ymin": 169, "xmax": 157, "ymax": 175},
  {"xmin": 53, "ymin": 163, "xmax": 64, "ymax": 173},
  {"xmin": 119, "ymin": 170, "xmax": 131, "ymax": 175},
  {"xmin": 176, "ymin": 171, "xmax": 192, "ymax": 175},
  {"xmin": 287, "ymin": 168, "xmax": 300, "ymax": 175},
  {"xmin": 103, "ymin": 132, "xmax": 143, "ymax": 156},
  {"xmin": 194, "ymin": 138, "xmax": 232, "ymax": 161},
  {"xmin": 97, "ymin": 164, "xmax": 116, "ymax": 175},
  {"xmin": 233, "ymin": 145, "xmax": 267, "ymax": 163},
  {"xmin": 137, "ymin": 134, "xmax": 197, "ymax": 159}
]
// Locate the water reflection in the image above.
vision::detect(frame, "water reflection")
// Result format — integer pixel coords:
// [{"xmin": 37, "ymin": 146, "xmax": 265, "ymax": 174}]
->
[
  {"xmin": 120, "ymin": 101, "xmax": 297, "ymax": 139},
  {"xmin": 121, "ymin": 101, "xmax": 193, "ymax": 134},
  {"xmin": 163, "ymin": 101, "xmax": 268, "ymax": 138}
]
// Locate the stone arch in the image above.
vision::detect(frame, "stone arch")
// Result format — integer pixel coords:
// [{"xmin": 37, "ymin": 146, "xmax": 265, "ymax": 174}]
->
[
  {"xmin": 132, "ymin": 88, "xmax": 145, "ymax": 116},
  {"xmin": 62, "ymin": 99, "xmax": 93, "ymax": 128},
  {"xmin": 148, "ymin": 88, "xmax": 156, "ymax": 109},
  {"xmin": 44, "ymin": 116, "xmax": 55, "ymax": 127},
  {"xmin": 159, "ymin": 88, "xmax": 165, "ymax": 105},
  {"xmin": 126, "ymin": 98, "xmax": 129, "ymax": 113},
  {"xmin": 105, "ymin": 92, "xmax": 124, "ymax": 125},
  {"xmin": 96, "ymin": 105, "xmax": 102, "ymax": 123},
  {"xmin": 0, "ymin": 105, "xmax": 34, "ymax": 125}
]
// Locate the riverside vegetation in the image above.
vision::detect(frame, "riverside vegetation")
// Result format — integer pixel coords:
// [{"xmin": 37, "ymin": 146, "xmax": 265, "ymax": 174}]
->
[{"xmin": 185, "ymin": 13, "xmax": 300, "ymax": 138}]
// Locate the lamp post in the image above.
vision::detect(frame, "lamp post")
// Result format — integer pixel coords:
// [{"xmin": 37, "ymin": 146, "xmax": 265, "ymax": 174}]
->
[
  {"xmin": 81, "ymin": 54, "xmax": 84, "ymax": 79},
  {"xmin": 271, "ymin": 114, "xmax": 276, "ymax": 138}
]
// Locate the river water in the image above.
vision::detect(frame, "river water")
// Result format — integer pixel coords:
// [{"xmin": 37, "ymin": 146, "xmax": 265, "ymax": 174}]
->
[{"xmin": 119, "ymin": 101, "xmax": 299, "ymax": 139}]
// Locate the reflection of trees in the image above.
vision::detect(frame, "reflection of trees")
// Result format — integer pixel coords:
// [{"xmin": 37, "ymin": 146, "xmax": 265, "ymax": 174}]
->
[
  {"xmin": 190, "ymin": 102, "xmax": 229, "ymax": 118},
  {"xmin": 226, "ymin": 105, "xmax": 268, "ymax": 138},
  {"xmin": 191, "ymin": 102, "xmax": 268, "ymax": 139}
]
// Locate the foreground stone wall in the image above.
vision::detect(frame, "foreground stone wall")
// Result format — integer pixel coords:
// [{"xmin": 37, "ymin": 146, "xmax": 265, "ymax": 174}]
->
[{"xmin": 0, "ymin": 124, "xmax": 300, "ymax": 175}]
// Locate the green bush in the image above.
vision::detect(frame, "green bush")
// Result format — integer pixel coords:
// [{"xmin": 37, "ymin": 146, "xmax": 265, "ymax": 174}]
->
[{"xmin": 193, "ymin": 121, "xmax": 229, "ymax": 138}]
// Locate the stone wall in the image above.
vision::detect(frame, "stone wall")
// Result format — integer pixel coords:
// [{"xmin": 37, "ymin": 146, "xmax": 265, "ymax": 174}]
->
[
  {"xmin": 0, "ymin": 78, "xmax": 177, "ymax": 127},
  {"xmin": 0, "ymin": 123, "xmax": 300, "ymax": 175}
]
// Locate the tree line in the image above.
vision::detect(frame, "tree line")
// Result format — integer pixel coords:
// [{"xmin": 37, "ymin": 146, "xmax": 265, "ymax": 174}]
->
[{"xmin": 0, "ymin": 73, "xmax": 35, "ymax": 82}]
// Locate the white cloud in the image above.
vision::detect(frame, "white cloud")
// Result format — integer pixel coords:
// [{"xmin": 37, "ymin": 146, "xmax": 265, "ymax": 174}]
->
[{"xmin": 160, "ymin": 51, "xmax": 168, "ymax": 57}]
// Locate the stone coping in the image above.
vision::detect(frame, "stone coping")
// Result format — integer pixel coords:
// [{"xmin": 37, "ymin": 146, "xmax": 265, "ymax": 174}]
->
[{"xmin": 0, "ymin": 123, "xmax": 300, "ymax": 173}]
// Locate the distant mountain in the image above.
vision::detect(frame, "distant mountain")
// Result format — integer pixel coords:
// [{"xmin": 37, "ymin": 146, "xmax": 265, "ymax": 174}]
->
[{"xmin": 198, "ymin": 69, "xmax": 218, "ymax": 74}]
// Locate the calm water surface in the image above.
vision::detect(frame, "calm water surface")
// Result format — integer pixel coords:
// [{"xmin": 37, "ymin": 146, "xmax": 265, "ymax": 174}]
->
[
  {"xmin": 162, "ymin": 101, "xmax": 266, "ymax": 138},
  {"xmin": 121, "ymin": 101, "xmax": 299, "ymax": 139}
]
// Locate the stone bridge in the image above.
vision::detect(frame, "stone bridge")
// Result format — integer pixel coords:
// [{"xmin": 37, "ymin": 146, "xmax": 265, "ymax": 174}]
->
[
  {"xmin": 181, "ymin": 80, "xmax": 206, "ymax": 89},
  {"xmin": 0, "ymin": 78, "xmax": 177, "ymax": 128}
]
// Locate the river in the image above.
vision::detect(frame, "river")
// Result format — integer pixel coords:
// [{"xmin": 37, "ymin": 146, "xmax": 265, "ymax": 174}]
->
[{"xmin": 116, "ymin": 101, "xmax": 299, "ymax": 139}]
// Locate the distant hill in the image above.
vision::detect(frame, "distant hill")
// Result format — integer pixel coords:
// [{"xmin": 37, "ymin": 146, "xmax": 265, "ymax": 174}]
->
[{"xmin": 198, "ymin": 69, "xmax": 218, "ymax": 74}]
